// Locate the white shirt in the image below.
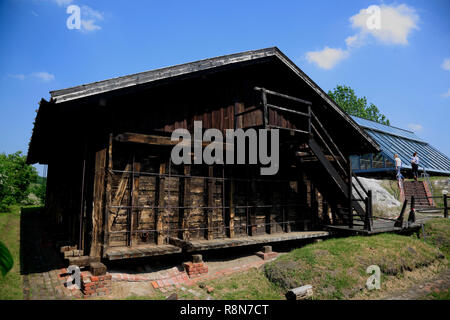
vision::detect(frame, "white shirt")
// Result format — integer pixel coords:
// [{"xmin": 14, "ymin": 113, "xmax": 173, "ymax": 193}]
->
[
  {"xmin": 395, "ymin": 157, "xmax": 402, "ymax": 168},
  {"xmin": 411, "ymin": 156, "xmax": 419, "ymax": 165}
]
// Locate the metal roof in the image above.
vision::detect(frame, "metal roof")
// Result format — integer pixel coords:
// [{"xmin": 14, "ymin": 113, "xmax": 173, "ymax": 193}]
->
[
  {"xmin": 352, "ymin": 116, "xmax": 450, "ymax": 174},
  {"xmin": 352, "ymin": 116, "xmax": 425, "ymax": 143}
]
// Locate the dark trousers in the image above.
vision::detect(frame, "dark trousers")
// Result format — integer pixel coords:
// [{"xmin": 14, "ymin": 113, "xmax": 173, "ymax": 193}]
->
[{"xmin": 411, "ymin": 163, "xmax": 419, "ymax": 179}]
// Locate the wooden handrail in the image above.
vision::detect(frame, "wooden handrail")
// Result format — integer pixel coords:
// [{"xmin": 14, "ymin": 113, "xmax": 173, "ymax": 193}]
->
[{"xmin": 254, "ymin": 87, "xmax": 312, "ymax": 105}]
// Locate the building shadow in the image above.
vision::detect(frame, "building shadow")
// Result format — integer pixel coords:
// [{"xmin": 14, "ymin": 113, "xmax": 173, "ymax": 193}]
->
[{"xmin": 20, "ymin": 207, "xmax": 65, "ymax": 275}]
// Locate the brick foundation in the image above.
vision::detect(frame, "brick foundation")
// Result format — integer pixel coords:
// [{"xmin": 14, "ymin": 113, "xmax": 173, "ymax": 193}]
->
[
  {"xmin": 81, "ymin": 271, "xmax": 112, "ymax": 298},
  {"xmin": 183, "ymin": 262, "xmax": 208, "ymax": 278},
  {"xmin": 255, "ymin": 251, "xmax": 278, "ymax": 260}
]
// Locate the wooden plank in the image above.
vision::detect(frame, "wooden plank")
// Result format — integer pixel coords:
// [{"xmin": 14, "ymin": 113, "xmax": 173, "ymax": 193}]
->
[
  {"xmin": 115, "ymin": 132, "xmax": 232, "ymax": 149},
  {"xmin": 89, "ymin": 147, "xmax": 107, "ymax": 258}
]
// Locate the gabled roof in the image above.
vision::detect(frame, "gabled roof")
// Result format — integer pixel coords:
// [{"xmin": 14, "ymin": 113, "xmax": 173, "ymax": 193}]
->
[
  {"xmin": 48, "ymin": 47, "xmax": 379, "ymax": 152},
  {"xmin": 352, "ymin": 116, "xmax": 450, "ymax": 174}
]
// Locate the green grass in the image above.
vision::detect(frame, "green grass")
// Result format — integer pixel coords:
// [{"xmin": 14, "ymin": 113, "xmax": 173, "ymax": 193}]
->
[
  {"xmin": 418, "ymin": 218, "xmax": 450, "ymax": 259},
  {"xmin": 0, "ymin": 205, "xmax": 42, "ymax": 300},
  {"xmin": 0, "ymin": 205, "xmax": 23, "ymax": 299},
  {"xmin": 195, "ymin": 268, "xmax": 285, "ymax": 300},
  {"xmin": 264, "ymin": 233, "xmax": 446, "ymax": 300}
]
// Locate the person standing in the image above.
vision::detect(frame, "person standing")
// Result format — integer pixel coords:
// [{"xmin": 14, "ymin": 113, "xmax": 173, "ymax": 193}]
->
[
  {"xmin": 411, "ymin": 152, "xmax": 419, "ymax": 182},
  {"xmin": 394, "ymin": 154, "xmax": 403, "ymax": 181}
]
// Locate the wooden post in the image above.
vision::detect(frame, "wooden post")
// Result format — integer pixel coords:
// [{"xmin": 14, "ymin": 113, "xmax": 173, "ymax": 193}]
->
[
  {"xmin": 444, "ymin": 194, "xmax": 448, "ymax": 218},
  {"xmin": 130, "ymin": 160, "xmax": 140, "ymax": 246},
  {"xmin": 348, "ymin": 159, "xmax": 353, "ymax": 229},
  {"xmin": 261, "ymin": 89, "xmax": 268, "ymax": 128},
  {"xmin": 364, "ymin": 190, "xmax": 373, "ymax": 232},
  {"xmin": 89, "ymin": 147, "xmax": 107, "ymax": 258},
  {"xmin": 156, "ymin": 161, "xmax": 166, "ymax": 244},
  {"xmin": 180, "ymin": 165, "xmax": 191, "ymax": 240},
  {"xmin": 103, "ymin": 134, "xmax": 113, "ymax": 252},
  {"xmin": 311, "ymin": 183, "xmax": 318, "ymax": 230},
  {"xmin": 206, "ymin": 166, "xmax": 214, "ymax": 240},
  {"xmin": 408, "ymin": 195, "xmax": 416, "ymax": 223},
  {"xmin": 228, "ymin": 175, "xmax": 235, "ymax": 238},
  {"xmin": 249, "ymin": 179, "xmax": 257, "ymax": 236},
  {"xmin": 368, "ymin": 190, "xmax": 373, "ymax": 231}
]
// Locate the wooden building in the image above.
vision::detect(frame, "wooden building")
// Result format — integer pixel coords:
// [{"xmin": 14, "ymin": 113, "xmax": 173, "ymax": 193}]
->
[{"xmin": 27, "ymin": 47, "xmax": 383, "ymax": 261}]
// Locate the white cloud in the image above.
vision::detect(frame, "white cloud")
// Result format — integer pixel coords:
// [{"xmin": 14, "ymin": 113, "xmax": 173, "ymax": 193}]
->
[
  {"xmin": 442, "ymin": 89, "xmax": 450, "ymax": 98},
  {"xmin": 53, "ymin": 0, "xmax": 73, "ymax": 6},
  {"xmin": 80, "ymin": 5, "xmax": 104, "ymax": 32},
  {"xmin": 9, "ymin": 74, "xmax": 26, "ymax": 80},
  {"xmin": 8, "ymin": 72, "xmax": 55, "ymax": 82},
  {"xmin": 442, "ymin": 58, "xmax": 450, "ymax": 71},
  {"xmin": 349, "ymin": 4, "xmax": 419, "ymax": 45},
  {"xmin": 31, "ymin": 72, "xmax": 55, "ymax": 82},
  {"xmin": 306, "ymin": 47, "xmax": 349, "ymax": 70},
  {"xmin": 407, "ymin": 123, "xmax": 422, "ymax": 131}
]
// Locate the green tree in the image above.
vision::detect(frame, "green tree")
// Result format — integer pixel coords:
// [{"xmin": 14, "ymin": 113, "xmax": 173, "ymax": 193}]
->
[
  {"xmin": 328, "ymin": 85, "xmax": 390, "ymax": 125},
  {"xmin": 0, "ymin": 151, "xmax": 38, "ymax": 211}
]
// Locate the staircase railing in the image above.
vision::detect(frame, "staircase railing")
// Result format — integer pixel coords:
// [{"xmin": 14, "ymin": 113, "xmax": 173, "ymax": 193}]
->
[
  {"xmin": 246, "ymin": 87, "xmax": 374, "ymax": 231},
  {"xmin": 420, "ymin": 167, "xmax": 434, "ymax": 206}
]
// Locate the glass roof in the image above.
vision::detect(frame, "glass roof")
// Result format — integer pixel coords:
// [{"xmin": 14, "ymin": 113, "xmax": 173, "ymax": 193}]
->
[
  {"xmin": 352, "ymin": 116, "xmax": 426, "ymax": 143},
  {"xmin": 352, "ymin": 116, "xmax": 450, "ymax": 174}
]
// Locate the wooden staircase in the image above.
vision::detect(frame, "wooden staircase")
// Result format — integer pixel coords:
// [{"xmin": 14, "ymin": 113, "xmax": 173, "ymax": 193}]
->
[{"xmin": 243, "ymin": 87, "xmax": 374, "ymax": 231}]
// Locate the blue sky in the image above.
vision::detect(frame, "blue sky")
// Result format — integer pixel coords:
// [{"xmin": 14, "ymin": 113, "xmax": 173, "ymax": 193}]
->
[{"xmin": 0, "ymin": 0, "xmax": 449, "ymax": 176}]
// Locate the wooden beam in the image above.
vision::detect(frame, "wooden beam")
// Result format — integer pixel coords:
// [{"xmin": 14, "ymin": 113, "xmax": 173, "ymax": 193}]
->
[
  {"xmin": 115, "ymin": 132, "xmax": 232, "ymax": 149},
  {"xmin": 89, "ymin": 147, "xmax": 107, "ymax": 258}
]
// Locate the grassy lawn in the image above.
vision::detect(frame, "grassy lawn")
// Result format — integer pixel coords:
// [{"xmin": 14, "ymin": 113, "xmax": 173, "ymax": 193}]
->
[
  {"xmin": 264, "ymin": 233, "xmax": 446, "ymax": 300},
  {"xmin": 0, "ymin": 205, "xmax": 23, "ymax": 299},
  {"xmin": 418, "ymin": 218, "xmax": 450, "ymax": 259}
]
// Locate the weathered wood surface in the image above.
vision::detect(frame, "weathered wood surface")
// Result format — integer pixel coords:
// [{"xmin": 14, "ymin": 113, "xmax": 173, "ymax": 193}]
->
[
  {"xmin": 185, "ymin": 231, "xmax": 329, "ymax": 252},
  {"xmin": 115, "ymin": 132, "xmax": 232, "ymax": 149},
  {"xmin": 89, "ymin": 148, "xmax": 106, "ymax": 258},
  {"xmin": 105, "ymin": 244, "xmax": 181, "ymax": 260},
  {"xmin": 325, "ymin": 219, "xmax": 423, "ymax": 235},
  {"xmin": 285, "ymin": 285, "xmax": 313, "ymax": 300}
]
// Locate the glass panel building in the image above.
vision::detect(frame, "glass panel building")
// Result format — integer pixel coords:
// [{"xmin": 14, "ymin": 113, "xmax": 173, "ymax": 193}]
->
[{"xmin": 350, "ymin": 116, "xmax": 450, "ymax": 175}]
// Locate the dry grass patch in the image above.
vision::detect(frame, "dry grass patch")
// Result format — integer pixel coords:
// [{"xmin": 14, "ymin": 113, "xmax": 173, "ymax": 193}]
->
[{"xmin": 196, "ymin": 268, "xmax": 285, "ymax": 300}]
